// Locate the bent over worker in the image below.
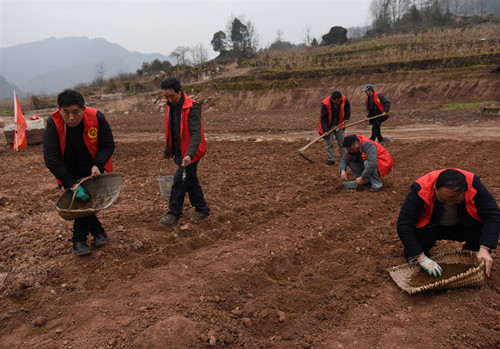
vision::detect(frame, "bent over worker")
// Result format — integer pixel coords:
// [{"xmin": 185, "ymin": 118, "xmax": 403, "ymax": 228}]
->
[
  {"xmin": 159, "ymin": 77, "xmax": 210, "ymax": 226},
  {"xmin": 397, "ymin": 169, "xmax": 500, "ymax": 278},
  {"xmin": 339, "ymin": 134, "xmax": 393, "ymax": 192},
  {"xmin": 319, "ymin": 90, "xmax": 351, "ymax": 166},
  {"xmin": 43, "ymin": 90, "xmax": 115, "ymax": 256}
]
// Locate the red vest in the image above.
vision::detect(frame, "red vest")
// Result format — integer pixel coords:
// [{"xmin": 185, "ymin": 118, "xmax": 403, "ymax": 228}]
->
[
  {"xmin": 52, "ymin": 107, "xmax": 113, "ymax": 182},
  {"xmin": 415, "ymin": 169, "xmax": 483, "ymax": 228},
  {"xmin": 318, "ymin": 95, "xmax": 346, "ymax": 134},
  {"xmin": 367, "ymin": 91, "xmax": 386, "ymax": 114},
  {"xmin": 164, "ymin": 94, "xmax": 207, "ymax": 162},
  {"xmin": 347, "ymin": 135, "xmax": 393, "ymax": 178}
]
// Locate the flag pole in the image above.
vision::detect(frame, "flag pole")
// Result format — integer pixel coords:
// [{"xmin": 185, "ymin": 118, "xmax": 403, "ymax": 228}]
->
[{"xmin": 14, "ymin": 90, "xmax": 18, "ymax": 151}]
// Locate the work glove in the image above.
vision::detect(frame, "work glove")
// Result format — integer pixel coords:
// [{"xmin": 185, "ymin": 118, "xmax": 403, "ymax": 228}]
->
[
  {"xmin": 418, "ymin": 257, "xmax": 442, "ymax": 278},
  {"xmin": 72, "ymin": 185, "xmax": 90, "ymax": 202}
]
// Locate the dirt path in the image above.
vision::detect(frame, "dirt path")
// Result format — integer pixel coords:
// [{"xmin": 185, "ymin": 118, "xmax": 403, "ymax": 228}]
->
[{"xmin": 1, "ymin": 79, "xmax": 500, "ymax": 349}]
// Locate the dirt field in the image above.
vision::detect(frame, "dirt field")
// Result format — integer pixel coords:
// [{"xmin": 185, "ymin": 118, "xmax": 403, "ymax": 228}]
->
[{"xmin": 1, "ymin": 67, "xmax": 500, "ymax": 348}]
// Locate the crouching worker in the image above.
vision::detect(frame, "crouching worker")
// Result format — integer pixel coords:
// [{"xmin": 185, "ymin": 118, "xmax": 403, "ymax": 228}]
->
[
  {"xmin": 43, "ymin": 90, "xmax": 115, "ymax": 256},
  {"xmin": 397, "ymin": 169, "xmax": 500, "ymax": 277},
  {"xmin": 339, "ymin": 134, "xmax": 393, "ymax": 192},
  {"xmin": 159, "ymin": 77, "xmax": 210, "ymax": 226}
]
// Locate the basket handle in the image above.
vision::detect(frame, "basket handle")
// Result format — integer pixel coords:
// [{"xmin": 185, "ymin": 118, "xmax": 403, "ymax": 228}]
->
[{"xmin": 67, "ymin": 184, "xmax": 79, "ymax": 211}]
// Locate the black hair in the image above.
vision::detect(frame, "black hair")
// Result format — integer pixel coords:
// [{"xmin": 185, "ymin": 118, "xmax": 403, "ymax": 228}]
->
[
  {"xmin": 342, "ymin": 135, "xmax": 359, "ymax": 148},
  {"xmin": 57, "ymin": 90, "xmax": 85, "ymax": 108},
  {"xmin": 160, "ymin": 77, "xmax": 182, "ymax": 92},
  {"xmin": 435, "ymin": 169, "xmax": 467, "ymax": 193},
  {"xmin": 331, "ymin": 91, "xmax": 342, "ymax": 100}
]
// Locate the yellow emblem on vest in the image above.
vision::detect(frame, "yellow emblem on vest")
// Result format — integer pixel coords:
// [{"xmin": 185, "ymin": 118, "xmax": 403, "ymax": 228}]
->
[
  {"xmin": 88, "ymin": 127, "xmax": 98, "ymax": 139},
  {"xmin": 361, "ymin": 151, "xmax": 367, "ymax": 161}
]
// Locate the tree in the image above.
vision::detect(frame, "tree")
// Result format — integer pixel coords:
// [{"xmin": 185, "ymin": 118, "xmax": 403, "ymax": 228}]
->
[
  {"xmin": 303, "ymin": 26, "xmax": 312, "ymax": 47},
  {"xmin": 170, "ymin": 46, "xmax": 190, "ymax": 65},
  {"xmin": 190, "ymin": 43, "xmax": 209, "ymax": 67},
  {"xmin": 211, "ymin": 30, "xmax": 228, "ymax": 53},
  {"xmin": 94, "ymin": 63, "xmax": 107, "ymax": 86},
  {"xmin": 227, "ymin": 15, "xmax": 258, "ymax": 58}
]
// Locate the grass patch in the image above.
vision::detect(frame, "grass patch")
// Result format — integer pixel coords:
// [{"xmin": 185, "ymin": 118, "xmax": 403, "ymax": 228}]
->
[{"xmin": 442, "ymin": 101, "xmax": 497, "ymax": 111}]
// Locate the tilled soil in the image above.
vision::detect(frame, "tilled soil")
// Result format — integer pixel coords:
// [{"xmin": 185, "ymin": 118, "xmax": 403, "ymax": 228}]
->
[{"xmin": 0, "ymin": 100, "xmax": 499, "ymax": 349}]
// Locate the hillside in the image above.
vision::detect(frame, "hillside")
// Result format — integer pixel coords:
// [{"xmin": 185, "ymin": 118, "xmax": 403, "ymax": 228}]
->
[
  {"xmin": 0, "ymin": 36, "xmax": 174, "ymax": 97},
  {"xmin": 1, "ymin": 23, "xmax": 500, "ymax": 349}
]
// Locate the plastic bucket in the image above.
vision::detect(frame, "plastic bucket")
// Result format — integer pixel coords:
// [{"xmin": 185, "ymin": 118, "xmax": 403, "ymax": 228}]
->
[{"xmin": 158, "ymin": 175, "xmax": 174, "ymax": 198}]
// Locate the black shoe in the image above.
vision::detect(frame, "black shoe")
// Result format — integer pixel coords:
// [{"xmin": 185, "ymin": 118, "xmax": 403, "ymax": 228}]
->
[
  {"xmin": 325, "ymin": 160, "xmax": 335, "ymax": 166},
  {"xmin": 190, "ymin": 212, "xmax": 208, "ymax": 223},
  {"xmin": 160, "ymin": 214, "xmax": 179, "ymax": 226},
  {"xmin": 369, "ymin": 186, "xmax": 383, "ymax": 192},
  {"xmin": 73, "ymin": 241, "xmax": 92, "ymax": 256},
  {"xmin": 92, "ymin": 231, "xmax": 108, "ymax": 248}
]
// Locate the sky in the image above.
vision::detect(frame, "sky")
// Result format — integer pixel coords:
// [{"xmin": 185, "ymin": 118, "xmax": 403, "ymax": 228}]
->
[{"xmin": 0, "ymin": 0, "xmax": 373, "ymax": 59}]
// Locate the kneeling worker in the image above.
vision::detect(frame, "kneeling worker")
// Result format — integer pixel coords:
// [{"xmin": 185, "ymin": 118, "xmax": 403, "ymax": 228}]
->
[
  {"xmin": 339, "ymin": 134, "xmax": 393, "ymax": 192},
  {"xmin": 397, "ymin": 169, "xmax": 500, "ymax": 277}
]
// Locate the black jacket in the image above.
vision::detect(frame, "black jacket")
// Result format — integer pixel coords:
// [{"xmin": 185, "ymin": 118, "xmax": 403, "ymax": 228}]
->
[
  {"xmin": 320, "ymin": 98, "xmax": 351, "ymax": 132},
  {"xmin": 397, "ymin": 175, "xmax": 500, "ymax": 257},
  {"xmin": 43, "ymin": 111, "xmax": 115, "ymax": 188}
]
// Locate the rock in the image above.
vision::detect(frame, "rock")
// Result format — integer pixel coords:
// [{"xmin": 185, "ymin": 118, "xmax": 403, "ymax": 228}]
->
[
  {"xmin": 180, "ymin": 224, "xmax": 189, "ymax": 231},
  {"xmin": 33, "ymin": 316, "xmax": 45, "ymax": 327},
  {"xmin": 55, "ymin": 328, "xmax": 63, "ymax": 334},
  {"xmin": 277, "ymin": 311, "xmax": 286, "ymax": 322},
  {"xmin": 3, "ymin": 118, "xmax": 46, "ymax": 145},
  {"xmin": 242, "ymin": 318, "xmax": 252, "ymax": 327}
]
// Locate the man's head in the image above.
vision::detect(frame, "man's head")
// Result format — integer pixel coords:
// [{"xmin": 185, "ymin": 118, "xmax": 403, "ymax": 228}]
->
[
  {"xmin": 57, "ymin": 90, "xmax": 85, "ymax": 128},
  {"xmin": 330, "ymin": 91, "xmax": 342, "ymax": 104},
  {"xmin": 161, "ymin": 77, "xmax": 183, "ymax": 106},
  {"xmin": 362, "ymin": 84, "xmax": 374, "ymax": 96},
  {"xmin": 342, "ymin": 134, "xmax": 360, "ymax": 153},
  {"xmin": 434, "ymin": 169, "xmax": 467, "ymax": 205}
]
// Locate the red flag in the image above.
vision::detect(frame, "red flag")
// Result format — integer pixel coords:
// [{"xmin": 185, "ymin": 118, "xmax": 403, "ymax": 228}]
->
[{"xmin": 13, "ymin": 91, "xmax": 28, "ymax": 151}]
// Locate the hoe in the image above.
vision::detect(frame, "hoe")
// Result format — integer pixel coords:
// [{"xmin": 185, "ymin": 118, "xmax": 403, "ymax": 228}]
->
[{"xmin": 298, "ymin": 114, "xmax": 383, "ymax": 163}]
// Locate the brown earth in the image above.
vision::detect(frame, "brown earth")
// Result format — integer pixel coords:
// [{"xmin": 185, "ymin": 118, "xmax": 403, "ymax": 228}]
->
[{"xmin": 1, "ymin": 66, "xmax": 500, "ymax": 349}]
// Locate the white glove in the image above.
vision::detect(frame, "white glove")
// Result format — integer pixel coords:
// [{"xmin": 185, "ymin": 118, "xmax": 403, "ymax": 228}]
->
[{"xmin": 418, "ymin": 257, "xmax": 443, "ymax": 278}]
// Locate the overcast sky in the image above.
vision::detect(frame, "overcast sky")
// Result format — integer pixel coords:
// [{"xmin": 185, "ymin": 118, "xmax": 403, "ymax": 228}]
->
[{"xmin": 1, "ymin": 0, "xmax": 372, "ymax": 58}]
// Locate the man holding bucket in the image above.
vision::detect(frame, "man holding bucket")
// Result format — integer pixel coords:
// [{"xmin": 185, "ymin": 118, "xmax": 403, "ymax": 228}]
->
[
  {"xmin": 159, "ymin": 77, "xmax": 210, "ymax": 226},
  {"xmin": 397, "ymin": 169, "xmax": 500, "ymax": 278},
  {"xmin": 43, "ymin": 90, "xmax": 115, "ymax": 256}
]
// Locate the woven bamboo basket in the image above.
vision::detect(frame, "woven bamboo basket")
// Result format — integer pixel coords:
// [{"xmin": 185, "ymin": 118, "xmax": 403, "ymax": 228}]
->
[
  {"xmin": 55, "ymin": 173, "xmax": 122, "ymax": 220},
  {"xmin": 387, "ymin": 250, "xmax": 485, "ymax": 294}
]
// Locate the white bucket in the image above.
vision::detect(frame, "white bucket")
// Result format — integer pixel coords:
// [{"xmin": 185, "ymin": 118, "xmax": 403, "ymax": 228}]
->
[{"xmin": 158, "ymin": 175, "xmax": 174, "ymax": 198}]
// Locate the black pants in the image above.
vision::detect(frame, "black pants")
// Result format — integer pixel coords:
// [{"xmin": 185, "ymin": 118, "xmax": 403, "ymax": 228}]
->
[
  {"xmin": 405, "ymin": 222, "xmax": 482, "ymax": 259},
  {"xmin": 73, "ymin": 214, "xmax": 105, "ymax": 242},
  {"xmin": 168, "ymin": 161, "xmax": 210, "ymax": 217},
  {"xmin": 370, "ymin": 115, "xmax": 388, "ymax": 142}
]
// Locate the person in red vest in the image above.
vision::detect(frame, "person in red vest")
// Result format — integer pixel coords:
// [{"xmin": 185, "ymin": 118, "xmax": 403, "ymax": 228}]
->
[
  {"xmin": 339, "ymin": 134, "xmax": 393, "ymax": 192},
  {"xmin": 397, "ymin": 169, "xmax": 500, "ymax": 278},
  {"xmin": 159, "ymin": 77, "xmax": 210, "ymax": 226},
  {"xmin": 318, "ymin": 90, "xmax": 351, "ymax": 166},
  {"xmin": 43, "ymin": 90, "xmax": 115, "ymax": 256},
  {"xmin": 362, "ymin": 84, "xmax": 391, "ymax": 143}
]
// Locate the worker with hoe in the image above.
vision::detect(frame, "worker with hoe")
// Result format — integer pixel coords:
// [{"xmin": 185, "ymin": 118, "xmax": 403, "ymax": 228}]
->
[
  {"xmin": 159, "ymin": 77, "xmax": 210, "ymax": 226},
  {"xmin": 43, "ymin": 90, "xmax": 115, "ymax": 256},
  {"xmin": 397, "ymin": 169, "xmax": 500, "ymax": 278},
  {"xmin": 362, "ymin": 84, "xmax": 391, "ymax": 143},
  {"xmin": 339, "ymin": 134, "xmax": 393, "ymax": 192},
  {"xmin": 318, "ymin": 90, "xmax": 351, "ymax": 166}
]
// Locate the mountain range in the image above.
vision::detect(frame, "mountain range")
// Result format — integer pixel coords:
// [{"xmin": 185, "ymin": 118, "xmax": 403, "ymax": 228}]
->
[{"xmin": 0, "ymin": 36, "xmax": 174, "ymax": 100}]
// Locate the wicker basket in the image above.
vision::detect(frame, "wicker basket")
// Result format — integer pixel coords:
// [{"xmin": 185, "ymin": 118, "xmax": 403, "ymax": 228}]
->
[
  {"xmin": 55, "ymin": 173, "xmax": 122, "ymax": 220},
  {"xmin": 387, "ymin": 250, "xmax": 485, "ymax": 294}
]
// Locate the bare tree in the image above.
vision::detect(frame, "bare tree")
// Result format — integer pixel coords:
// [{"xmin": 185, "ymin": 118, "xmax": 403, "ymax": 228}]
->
[
  {"xmin": 303, "ymin": 26, "xmax": 312, "ymax": 46},
  {"xmin": 94, "ymin": 63, "xmax": 107, "ymax": 86},
  {"xmin": 190, "ymin": 43, "xmax": 209, "ymax": 67},
  {"xmin": 170, "ymin": 46, "xmax": 190, "ymax": 65}
]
